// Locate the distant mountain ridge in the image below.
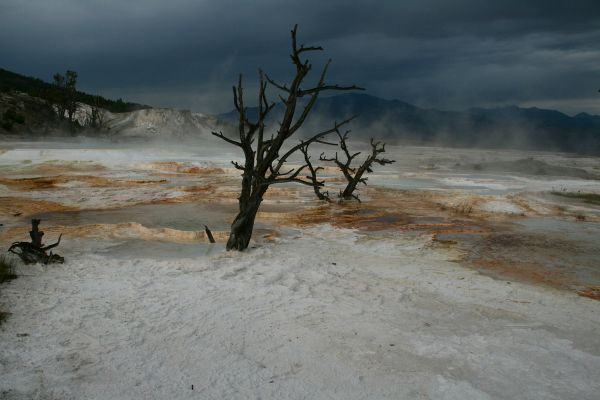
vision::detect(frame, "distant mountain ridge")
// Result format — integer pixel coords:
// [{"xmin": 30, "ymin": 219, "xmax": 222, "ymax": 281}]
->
[
  {"xmin": 219, "ymin": 93, "xmax": 600, "ymax": 154},
  {"xmin": 3, "ymin": 66, "xmax": 599, "ymax": 152}
]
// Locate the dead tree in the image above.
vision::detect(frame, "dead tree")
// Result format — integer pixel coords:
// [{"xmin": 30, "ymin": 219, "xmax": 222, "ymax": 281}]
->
[
  {"xmin": 321, "ymin": 131, "xmax": 395, "ymax": 202},
  {"xmin": 51, "ymin": 70, "xmax": 78, "ymax": 122},
  {"xmin": 300, "ymin": 143, "xmax": 331, "ymax": 202},
  {"xmin": 212, "ymin": 25, "xmax": 363, "ymax": 250},
  {"xmin": 8, "ymin": 219, "xmax": 64, "ymax": 264},
  {"xmin": 85, "ymin": 96, "xmax": 107, "ymax": 131}
]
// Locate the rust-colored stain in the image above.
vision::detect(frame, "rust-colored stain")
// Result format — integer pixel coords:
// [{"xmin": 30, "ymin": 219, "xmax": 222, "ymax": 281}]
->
[
  {"xmin": 22, "ymin": 161, "xmax": 106, "ymax": 174},
  {"xmin": 0, "ymin": 222, "xmax": 229, "ymax": 245},
  {"xmin": 2, "ymin": 163, "xmax": 598, "ymax": 301},
  {"xmin": 577, "ymin": 286, "xmax": 600, "ymax": 301},
  {"xmin": 460, "ymin": 232, "xmax": 600, "ymax": 301},
  {"xmin": 472, "ymin": 259, "xmax": 573, "ymax": 288},
  {"xmin": 0, "ymin": 196, "xmax": 77, "ymax": 218},
  {"xmin": 282, "ymin": 186, "xmax": 487, "ymax": 235},
  {"xmin": 260, "ymin": 230, "xmax": 280, "ymax": 242},
  {"xmin": 183, "ymin": 185, "xmax": 215, "ymax": 194},
  {"xmin": 147, "ymin": 162, "xmax": 225, "ymax": 175},
  {"xmin": 0, "ymin": 175, "xmax": 168, "ymax": 190}
]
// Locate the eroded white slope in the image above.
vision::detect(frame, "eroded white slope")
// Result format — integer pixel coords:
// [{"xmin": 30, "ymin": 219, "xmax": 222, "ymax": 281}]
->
[
  {"xmin": 71, "ymin": 104, "xmax": 222, "ymax": 138},
  {"xmin": 105, "ymin": 108, "xmax": 219, "ymax": 138}
]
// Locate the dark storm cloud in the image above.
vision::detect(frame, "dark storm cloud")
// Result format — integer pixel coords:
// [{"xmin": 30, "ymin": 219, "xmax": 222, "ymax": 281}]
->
[{"xmin": 1, "ymin": 0, "xmax": 600, "ymax": 114}]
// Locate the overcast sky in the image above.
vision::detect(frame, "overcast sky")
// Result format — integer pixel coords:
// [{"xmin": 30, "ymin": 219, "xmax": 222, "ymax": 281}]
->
[{"xmin": 1, "ymin": 0, "xmax": 600, "ymax": 115}]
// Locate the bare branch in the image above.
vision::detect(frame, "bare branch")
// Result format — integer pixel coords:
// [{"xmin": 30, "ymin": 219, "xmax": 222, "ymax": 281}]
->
[
  {"xmin": 320, "ymin": 132, "xmax": 395, "ymax": 201},
  {"xmin": 42, "ymin": 234, "xmax": 62, "ymax": 251},
  {"xmin": 269, "ymin": 177, "xmax": 315, "ymax": 186},
  {"xmin": 315, "ymin": 139, "xmax": 337, "ymax": 146},
  {"xmin": 319, "ymin": 152, "xmax": 338, "ymax": 163},
  {"xmin": 231, "ymin": 161, "xmax": 245, "ymax": 170},
  {"xmin": 288, "ymin": 60, "xmax": 331, "ymax": 134},
  {"xmin": 297, "ymin": 43, "xmax": 324, "ymax": 54},
  {"xmin": 265, "ymin": 164, "xmax": 309, "ymax": 186},
  {"xmin": 300, "ymin": 144, "xmax": 330, "ymax": 201},
  {"xmin": 265, "ymin": 74, "xmax": 290, "ymax": 93},
  {"xmin": 298, "ymin": 84, "xmax": 365, "ymax": 97},
  {"xmin": 212, "ymin": 131, "xmax": 242, "ymax": 147},
  {"xmin": 274, "ymin": 116, "xmax": 356, "ymax": 174}
]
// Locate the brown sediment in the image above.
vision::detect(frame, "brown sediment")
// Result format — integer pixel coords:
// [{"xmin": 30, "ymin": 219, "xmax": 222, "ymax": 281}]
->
[
  {"xmin": 259, "ymin": 229, "xmax": 280, "ymax": 242},
  {"xmin": 364, "ymin": 186, "xmax": 525, "ymax": 222},
  {"xmin": 0, "ymin": 175, "xmax": 168, "ymax": 190},
  {"xmin": 263, "ymin": 186, "xmax": 308, "ymax": 200},
  {"xmin": 2, "ymin": 164, "xmax": 598, "ymax": 301},
  {"xmin": 507, "ymin": 194, "xmax": 540, "ymax": 215},
  {"xmin": 182, "ymin": 185, "xmax": 217, "ymax": 194},
  {"xmin": 282, "ymin": 186, "xmax": 462, "ymax": 232},
  {"xmin": 0, "ymin": 221, "xmax": 285, "ymax": 247},
  {"xmin": 256, "ymin": 211, "xmax": 296, "ymax": 221},
  {"xmin": 472, "ymin": 259, "xmax": 574, "ymax": 288},
  {"xmin": 0, "ymin": 196, "xmax": 77, "ymax": 218},
  {"xmin": 146, "ymin": 162, "xmax": 226, "ymax": 175},
  {"xmin": 278, "ymin": 184, "xmax": 600, "ymax": 302},
  {"xmin": 153, "ymin": 184, "xmax": 239, "ymax": 205},
  {"xmin": 25, "ymin": 161, "xmax": 106, "ymax": 174},
  {"xmin": 470, "ymin": 258, "xmax": 598, "ymax": 301},
  {"xmin": 0, "ymin": 222, "xmax": 229, "ymax": 244},
  {"xmin": 287, "ymin": 206, "xmax": 413, "ymax": 231},
  {"xmin": 577, "ymin": 286, "xmax": 600, "ymax": 301},
  {"xmin": 461, "ymin": 231, "xmax": 600, "ymax": 301},
  {"xmin": 0, "ymin": 160, "xmax": 105, "ymax": 175}
]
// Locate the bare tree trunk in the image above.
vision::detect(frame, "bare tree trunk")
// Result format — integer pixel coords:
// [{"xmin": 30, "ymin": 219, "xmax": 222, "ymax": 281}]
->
[
  {"xmin": 341, "ymin": 178, "xmax": 362, "ymax": 201},
  {"xmin": 227, "ymin": 194, "xmax": 264, "ymax": 250},
  {"xmin": 29, "ymin": 218, "xmax": 44, "ymax": 248}
]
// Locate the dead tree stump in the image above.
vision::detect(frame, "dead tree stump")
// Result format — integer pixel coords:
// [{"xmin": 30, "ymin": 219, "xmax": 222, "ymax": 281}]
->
[
  {"xmin": 8, "ymin": 219, "xmax": 64, "ymax": 264},
  {"xmin": 204, "ymin": 225, "xmax": 216, "ymax": 243},
  {"xmin": 29, "ymin": 219, "xmax": 44, "ymax": 247}
]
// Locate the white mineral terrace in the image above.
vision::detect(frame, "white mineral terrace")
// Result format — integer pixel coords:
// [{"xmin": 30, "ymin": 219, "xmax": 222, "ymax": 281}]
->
[{"xmin": 0, "ymin": 140, "xmax": 599, "ymax": 399}]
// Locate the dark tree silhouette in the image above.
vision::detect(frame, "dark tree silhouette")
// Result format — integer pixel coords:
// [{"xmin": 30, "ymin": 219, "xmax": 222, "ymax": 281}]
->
[
  {"xmin": 300, "ymin": 143, "xmax": 331, "ymax": 202},
  {"xmin": 8, "ymin": 219, "xmax": 64, "ymax": 264},
  {"xmin": 213, "ymin": 25, "xmax": 363, "ymax": 250},
  {"xmin": 321, "ymin": 130, "xmax": 395, "ymax": 202},
  {"xmin": 51, "ymin": 70, "xmax": 78, "ymax": 122},
  {"xmin": 84, "ymin": 96, "xmax": 107, "ymax": 131}
]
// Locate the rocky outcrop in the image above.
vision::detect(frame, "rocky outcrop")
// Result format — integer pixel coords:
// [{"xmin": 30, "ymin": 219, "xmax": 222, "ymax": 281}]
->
[
  {"xmin": 103, "ymin": 108, "xmax": 222, "ymax": 138},
  {"xmin": 0, "ymin": 91, "xmax": 229, "ymax": 139},
  {"xmin": 0, "ymin": 91, "xmax": 66, "ymax": 135}
]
